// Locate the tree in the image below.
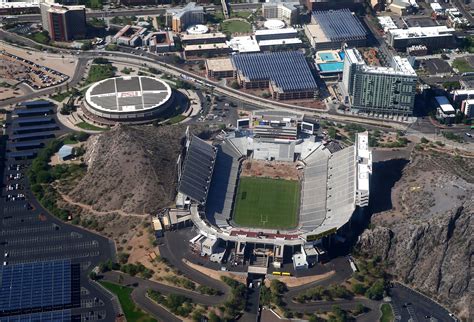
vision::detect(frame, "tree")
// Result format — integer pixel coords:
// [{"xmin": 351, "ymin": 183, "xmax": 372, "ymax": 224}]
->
[
  {"xmin": 365, "ymin": 279, "xmax": 385, "ymax": 300},
  {"xmin": 351, "ymin": 283, "xmax": 366, "ymax": 295},
  {"xmin": 230, "ymin": 81, "xmax": 240, "ymax": 89},
  {"xmin": 208, "ymin": 311, "xmax": 221, "ymax": 322},
  {"xmin": 81, "ymin": 40, "xmax": 92, "ymax": 50},
  {"xmin": 117, "ymin": 274, "xmax": 124, "ymax": 284}
]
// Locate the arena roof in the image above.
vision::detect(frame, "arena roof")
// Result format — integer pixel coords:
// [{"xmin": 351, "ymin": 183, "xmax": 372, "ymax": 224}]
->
[
  {"xmin": 312, "ymin": 9, "xmax": 367, "ymax": 42},
  {"xmin": 178, "ymin": 136, "xmax": 218, "ymax": 205},
  {"xmin": 85, "ymin": 76, "xmax": 172, "ymax": 114},
  {"xmin": 232, "ymin": 51, "xmax": 318, "ymax": 92}
]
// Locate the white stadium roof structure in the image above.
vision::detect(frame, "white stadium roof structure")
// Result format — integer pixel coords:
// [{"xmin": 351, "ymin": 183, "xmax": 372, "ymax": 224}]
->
[
  {"xmin": 188, "ymin": 131, "xmax": 372, "ymax": 246},
  {"xmin": 83, "ymin": 76, "xmax": 173, "ymax": 122}
]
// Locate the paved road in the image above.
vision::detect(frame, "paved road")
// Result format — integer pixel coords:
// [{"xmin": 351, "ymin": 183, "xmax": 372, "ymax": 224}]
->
[
  {"xmin": 389, "ymin": 283, "xmax": 456, "ymax": 322},
  {"xmin": 101, "ymin": 270, "xmax": 228, "ymax": 322}
]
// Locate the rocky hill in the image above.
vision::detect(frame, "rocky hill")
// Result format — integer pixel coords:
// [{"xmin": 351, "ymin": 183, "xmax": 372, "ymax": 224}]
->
[
  {"xmin": 69, "ymin": 124, "xmax": 200, "ymax": 215},
  {"xmin": 358, "ymin": 149, "xmax": 473, "ymax": 318}
]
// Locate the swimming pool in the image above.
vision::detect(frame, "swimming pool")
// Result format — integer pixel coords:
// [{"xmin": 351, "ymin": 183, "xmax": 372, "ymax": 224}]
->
[
  {"xmin": 339, "ymin": 52, "xmax": 345, "ymax": 60},
  {"xmin": 318, "ymin": 62, "xmax": 344, "ymax": 73},
  {"xmin": 318, "ymin": 52, "xmax": 338, "ymax": 62}
]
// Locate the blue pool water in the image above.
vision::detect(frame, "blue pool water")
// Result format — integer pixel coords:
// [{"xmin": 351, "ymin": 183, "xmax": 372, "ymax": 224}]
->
[
  {"xmin": 318, "ymin": 52, "xmax": 337, "ymax": 62},
  {"xmin": 339, "ymin": 52, "xmax": 345, "ymax": 60},
  {"xmin": 318, "ymin": 62, "xmax": 344, "ymax": 73}
]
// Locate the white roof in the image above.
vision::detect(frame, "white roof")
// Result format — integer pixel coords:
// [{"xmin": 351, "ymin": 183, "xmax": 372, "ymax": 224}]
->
[
  {"xmin": 255, "ymin": 27, "xmax": 297, "ymax": 36},
  {"xmin": 186, "ymin": 24, "xmax": 209, "ymax": 35},
  {"xmin": 389, "ymin": 26, "xmax": 455, "ymax": 39},
  {"xmin": 227, "ymin": 36, "xmax": 260, "ymax": 53},
  {"xmin": 430, "ymin": 3, "xmax": 443, "ymax": 11},
  {"xmin": 292, "ymin": 253, "xmax": 308, "ymax": 267},
  {"xmin": 264, "ymin": 19, "xmax": 286, "ymax": 30},
  {"xmin": 377, "ymin": 16, "xmax": 397, "ymax": 31},
  {"xmin": 435, "ymin": 96, "xmax": 455, "ymax": 113},
  {"xmin": 258, "ymin": 38, "xmax": 302, "ymax": 46}
]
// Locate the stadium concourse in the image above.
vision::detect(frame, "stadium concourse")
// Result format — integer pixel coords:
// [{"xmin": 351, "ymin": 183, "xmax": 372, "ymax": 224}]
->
[{"xmin": 174, "ymin": 111, "xmax": 372, "ymax": 270}]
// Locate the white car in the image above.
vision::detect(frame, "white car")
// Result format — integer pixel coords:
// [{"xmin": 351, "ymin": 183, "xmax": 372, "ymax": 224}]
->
[{"xmin": 466, "ymin": 133, "xmax": 472, "ymax": 137}]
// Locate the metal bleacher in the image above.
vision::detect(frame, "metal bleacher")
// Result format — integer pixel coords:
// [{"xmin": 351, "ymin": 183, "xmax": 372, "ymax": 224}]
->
[
  {"xmin": 205, "ymin": 139, "xmax": 243, "ymax": 228},
  {"xmin": 299, "ymin": 149, "xmax": 330, "ymax": 231},
  {"xmin": 178, "ymin": 136, "xmax": 217, "ymax": 205}
]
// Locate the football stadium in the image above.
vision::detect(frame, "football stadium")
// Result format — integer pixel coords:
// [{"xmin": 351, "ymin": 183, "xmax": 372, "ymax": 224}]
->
[
  {"xmin": 176, "ymin": 111, "xmax": 372, "ymax": 269},
  {"xmin": 83, "ymin": 76, "xmax": 173, "ymax": 124}
]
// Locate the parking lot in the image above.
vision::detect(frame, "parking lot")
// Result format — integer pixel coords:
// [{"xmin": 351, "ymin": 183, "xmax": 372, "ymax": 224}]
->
[
  {"xmin": 0, "ymin": 106, "xmax": 117, "ymax": 321},
  {"xmin": 0, "ymin": 51, "xmax": 69, "ymax": 90}
]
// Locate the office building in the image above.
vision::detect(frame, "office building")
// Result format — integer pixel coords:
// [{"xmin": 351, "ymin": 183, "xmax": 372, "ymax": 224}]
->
[
  {"xmin": 254, "ymin": 27, "xmax": 298, "ymax": 41},
  {"xmin": 387, "ymin": 26, "xmax": 455, "ymax": 51},
  {"xmin": 143, "ymin": 31, "xmax": 175, "ymax": 53},
  {"xmin": 206, "ymin": 58, "xmax": 235, "ymax": 79},
  {"xmin": 452, "ymin": 89, "xmax": 474, "ymax": 107},
  {"xmin": 40, "ymin": 2, "xmax": 86, "ymax": 41},
  {"xmin": 261, "ymin": 0, "xmax": 299, "ymax": 25},
  {"xmin": 342, "ymin": 48, "xmax": 417, "ymax": 116},
  {"xmin": 181, "ymin": 32, "xmax": 227, "ymax": 45},
  {"xmin": 166, "ymin": 2, "xmax": 204, "ymax": 33},
  {"xmin": 183, "ymin": 43, "xmax": 231, "ymax": 58},
  {"xmin": 305, "ymin": 9, "xmax": 367, "ymax": 50},
  {"xmin": 112, "ymin": 25, "xmax": 147, "ymax": 47}
]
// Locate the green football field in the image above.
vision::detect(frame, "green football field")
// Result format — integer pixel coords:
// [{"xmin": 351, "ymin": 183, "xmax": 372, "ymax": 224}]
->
[{"xmin": 233, "ymin": 177, "xmax": 300, "ymax": 229}]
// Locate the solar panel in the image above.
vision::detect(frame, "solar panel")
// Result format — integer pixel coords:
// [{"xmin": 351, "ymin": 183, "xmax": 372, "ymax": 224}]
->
[
  {"xmin": 178, "ymin": 136, "xmax": 217, "ymax": 205},
  {"xmin": 0, "ymin": 261, "xmax": 77, "ymax": 317},
  {"xmin": 232, "ymin": 51, "xmax": 318, "ymax": 92},
  {"xmin": 7, "ymin": 150, "xmax": 37, "ymax": 159},
  {"xmin": 312, "ymin": 9, "xmax": 367, "ymax": 42},
  {"xmin": 10, "ymin": 131, "xmax": 56, "ymax": 141},
  {"xmin": 13, "ymin": 117, "xmax": 53, "ymax": 125},
  {"xmin": 14, "ymin": 107, "xmax": 53, "ymax": 116},
  {"xmin": 13, "ymin": 124, "xmax": 58, "ymax": 134},
  {"xmin": 0, "ymin": 309, "xmax": 72, "ymax": 322},
  {"xmin": 18, "ymin": 100, "xmax": 53, "ymax": 109}
]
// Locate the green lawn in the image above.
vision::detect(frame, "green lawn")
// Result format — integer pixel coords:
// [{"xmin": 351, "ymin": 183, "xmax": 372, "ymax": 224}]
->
[
  {"xmin": 165, "ymin": 114, "xmax": 187, "ymax": 124},
  {"xmin": 380, "ymin": 303, "xmax": 394, "ymax": 322},
  {"xmin": 452, "ymin": 58, "xmax": 474, "ymax": 73},
  {"xmin": 76, "ymin": 121, "xmax": 106, "ymax": 131},
  {"xmin": 233, "ymin": 177, "xmax": 299, "ymax": 229},
  {"xmin": 99, "ymin": 281, "xmax": 157, "ymax": 322},
  {"xmin": 221, "ymin": 20, "xmax": 252, "ymax": 34},
  {"xmin": 85, "ymin": 64, "xmax": 116, "ymax": 84}
]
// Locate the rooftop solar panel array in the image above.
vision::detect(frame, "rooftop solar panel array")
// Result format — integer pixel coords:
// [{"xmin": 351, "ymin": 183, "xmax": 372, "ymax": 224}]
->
[
  {"xmin": 18, "ymin": 101, "xmax": 52, "ymax": 109},
  {"xmin": 90, "ymin": 80, "xmax": 116, "ymax": 96},
  {"xmin": 13, "ymin": 124, "xmax": 58, "ymax": 133},
  {"xmin": 178, "ymin": 136, "xmax": 217, "ymax": 205},
  {"xmin": 14, "ymin": 107, "xmax": 53, "ymax": 116},
  {"xmin": 312, "ymin": 9, "xmax": 367, "ymax": 42},
  {"xmin": 0, "ymin": 260, "xmax": 73, "ymax": 316},
  {"xmin": 10, "ymin": 131, "xmax": 56, "ymax": 141},
  {"xmin": 7, "ymin": 150, "xmax": 37, "ymax": 159},
  {"xmin": 8, "ymin": 140, "xmax": 45, "ymax": 149},
  {"xmin": 13, "ymin": 117, "xmax": 53, "ymax": 125},
  {"xmin": 141, "ymin": 77, "xmax": 167, "ymax": 91},
  {"xmin": 0, "ymin": 309, "xmax": 72, "ymax": 322},
  {"xmin": 232, "ymin": 51, "xmax": 318, "ymax": 92}
]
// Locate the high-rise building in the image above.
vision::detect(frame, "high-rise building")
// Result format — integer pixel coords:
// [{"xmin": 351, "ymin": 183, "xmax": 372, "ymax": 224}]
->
[
  {"xmin": 342, "ymin": 48, "xmax": 417, "ymax": 116},
  {"xmin": 166, "ymin": 2, "xmax": 204, "ymax": 33},
  {"xmin": 40, "ymin": 1, "xmax": 86, "ymax": 42}
]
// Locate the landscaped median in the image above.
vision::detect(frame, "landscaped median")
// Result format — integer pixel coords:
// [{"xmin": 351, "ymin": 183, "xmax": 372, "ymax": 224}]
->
[
  {"xmin": 99, "ymin": 281, "xmax": 157, "ymax": 322},
  {"xmin": 380, "ymin": 303, "xmax": 394, "ymax": 322}
]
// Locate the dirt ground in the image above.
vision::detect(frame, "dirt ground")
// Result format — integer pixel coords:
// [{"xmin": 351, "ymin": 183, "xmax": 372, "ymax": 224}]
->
[
  {"xmin": 265, "ymin": 270, "xmax": 335, "ymax": 288},
  {"xmin": 0, "ymin": 42, "xmax": 77, "ymax": 77},
  {"xmin": 372, "ymin": 148, "xmax": 474, "ymax": 227},
  {"xmin": 0, "ymin": 84, "xmax": 24, "ymax": 101},
  {"xmin": 241, "ymin": 159, "xmax": 301, "ymax": 180},
  {"xmin": 184, "ymin": 259, "xmax": 247, "ymax": 284}
]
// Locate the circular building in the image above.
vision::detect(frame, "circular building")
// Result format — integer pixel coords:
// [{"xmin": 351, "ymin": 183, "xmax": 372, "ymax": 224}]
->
[
  {"xmin": 84, "ymin": 76, "xmax": 173, "ymax": 123},
  {"xmin": 264, "ymin": 19, "xmax": 285, "ymax": 30},
  {"xmin": 186, "ymin": 24, "xmax": 209, "ymax": 35}
]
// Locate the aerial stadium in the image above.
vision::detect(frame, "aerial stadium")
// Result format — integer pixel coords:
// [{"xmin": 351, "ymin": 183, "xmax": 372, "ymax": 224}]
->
[
  {"xmin": 176, "ymin": 111, "xmax": 372, "ymax": 269},
  {"xmin": 83, "ymin": 76, "xmax": 173, "ymax": 124}
]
